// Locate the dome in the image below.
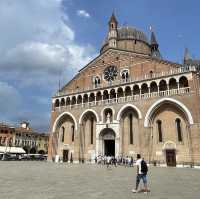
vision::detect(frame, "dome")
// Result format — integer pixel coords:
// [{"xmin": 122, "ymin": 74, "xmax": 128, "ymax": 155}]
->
[
  {"xmin": 100, "ymin": 25, "xmax": 151, "ymax": 55},
  {"xmin": 117, "ymin": 26, "xmax": 149, "ymax": 44}
]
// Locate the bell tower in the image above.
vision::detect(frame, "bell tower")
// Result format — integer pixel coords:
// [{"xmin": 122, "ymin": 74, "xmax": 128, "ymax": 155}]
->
[{"xmin": 108, "ymin": 13, "xmax": 118, "ymax": 48}]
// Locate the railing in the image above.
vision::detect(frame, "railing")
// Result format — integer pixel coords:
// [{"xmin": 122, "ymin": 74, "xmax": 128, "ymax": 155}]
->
[
  {"xmin": 55, "ymin": 87, "xmax": 191, "ymax": 111},
  {"xmin": 55, "ymin": 66, "xmax": 196, "ymax": 97}
]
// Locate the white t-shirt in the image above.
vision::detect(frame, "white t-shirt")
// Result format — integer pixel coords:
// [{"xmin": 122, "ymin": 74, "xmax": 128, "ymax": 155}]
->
[{"xmin": 136, "ymin": 158, "xmax": 143, "ymax": 174}]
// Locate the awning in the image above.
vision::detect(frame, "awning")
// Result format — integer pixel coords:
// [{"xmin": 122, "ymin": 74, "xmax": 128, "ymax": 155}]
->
[{"xmin": 0, "ymin": 146, "xmax": 26, "ymax": 154}]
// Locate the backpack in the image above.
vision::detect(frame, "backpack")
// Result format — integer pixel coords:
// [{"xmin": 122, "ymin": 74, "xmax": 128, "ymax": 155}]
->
[{"xmin": 141, "ymin": 160, "xmax": 148, "ymax": 174}]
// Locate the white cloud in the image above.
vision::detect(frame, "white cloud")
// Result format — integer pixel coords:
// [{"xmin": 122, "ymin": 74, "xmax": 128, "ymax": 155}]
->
[
  {"xmin": 0, "ymin": 0, "xmax": 96, "ymax": 89},
  {"xmin": 0, "ymin": 0, "xmax": 97, "ymax": 131},
  {"xmin": 77, "ymin": 10, "xmax": 91, "ymax": 18}
]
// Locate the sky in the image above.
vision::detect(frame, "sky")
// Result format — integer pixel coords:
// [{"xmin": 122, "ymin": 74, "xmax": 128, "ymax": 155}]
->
[{"xmin": 0, "ymin": 0, "xmax": 200, "ymax": 132}]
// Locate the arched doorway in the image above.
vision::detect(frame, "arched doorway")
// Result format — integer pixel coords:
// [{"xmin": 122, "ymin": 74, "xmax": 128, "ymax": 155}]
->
[{"xmin": 99, "ymin": 128, "xmax": 116, "ymax": 156}]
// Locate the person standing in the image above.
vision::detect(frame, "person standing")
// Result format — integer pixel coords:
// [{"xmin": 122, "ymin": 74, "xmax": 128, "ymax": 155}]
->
[{"xmin": 132, "ymin": 154, "xmax": 149, "ymax": 193}]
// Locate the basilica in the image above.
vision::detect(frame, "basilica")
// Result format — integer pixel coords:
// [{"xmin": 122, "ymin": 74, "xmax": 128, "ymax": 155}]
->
[{"xmin": 48, "ymin": 13, "xmax": 200, "ymax": 167}]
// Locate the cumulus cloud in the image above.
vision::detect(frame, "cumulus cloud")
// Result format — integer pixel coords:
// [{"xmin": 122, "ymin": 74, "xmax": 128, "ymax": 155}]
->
[
  {"xmin": 0, "ymin": 0, "xmax": 97, "ymax": 131},
  {"xmin": 0, "ymin": 0, "xmax": 95, "ymax": 87},
  {"xmin": 77, "ymin": 10, "xmax": 91, "ymax": 18}
]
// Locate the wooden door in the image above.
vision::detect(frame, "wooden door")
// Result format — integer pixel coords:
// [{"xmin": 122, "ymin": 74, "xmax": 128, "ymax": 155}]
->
[
  {"xmin": 63, "ymin": 150, "xmax": 69, "ymax": 162},
  {"xmin": 166, "ymin": 150, "xmax": 176, "ymax": 167}
]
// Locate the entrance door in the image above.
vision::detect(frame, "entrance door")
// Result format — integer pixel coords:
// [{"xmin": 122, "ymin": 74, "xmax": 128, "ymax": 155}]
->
[
  {"xmin": 63, "ymin": 150, "xmax": 69, "ymax": 162},
  {"xmin": 166, "ymin": 150, "xmax": 176, "ymax": 167},
  {"xmin": 104, "ymin": 140, "xmax": 115, "ymax": 156}
]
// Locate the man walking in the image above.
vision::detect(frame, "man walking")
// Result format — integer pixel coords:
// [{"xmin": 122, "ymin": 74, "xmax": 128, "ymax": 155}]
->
[{"xmin": 132, "ymin": 154, "xmax": 149, "ymax": 193}]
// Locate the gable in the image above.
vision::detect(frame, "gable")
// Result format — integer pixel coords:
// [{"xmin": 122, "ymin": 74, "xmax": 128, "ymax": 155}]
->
[{"xmin": 59, "ymin": 48, "xmax": 181, "ymax": 95}]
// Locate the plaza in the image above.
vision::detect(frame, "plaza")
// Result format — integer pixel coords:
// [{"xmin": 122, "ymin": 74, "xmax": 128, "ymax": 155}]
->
[{"xmin": 0, "ymin": 162, "xmax": 200, "ymax": 199}]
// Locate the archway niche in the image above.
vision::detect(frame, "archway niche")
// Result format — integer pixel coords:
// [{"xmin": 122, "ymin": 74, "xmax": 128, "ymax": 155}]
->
[
  {"xmin": 133, "ymin": 85, "xmax": 140, "ymax": 95},
  {"xmin": 179, "ymin": 76, "xmax": 189, "ymax": 88},
  {"xmin": 148, "ymin": 102, "xmax": 190, "ymax": 166},
  {"xmin": 60, "ymin": 98, "xmax": 65, "ymax": 106},
  {"xmin": 80, "ymin": 111, "xmax": 97, "ymax": 161},
  {"xmin": 71, "ymin": 96, "xmax": 76, "ymax": 105},
  {"xmin": 55, "ymin": 99, "xmax": 60, "ymax": 108},
  {"xmin": 89, "ymin": 93, "xmax": 95, "ymax": 102},
  {"xmin": 119, "ymin": 106, "xmax": 140, "ymax": 155},
  {"xmin": 77, "ymin": 95, "xmax": 82, "ymax": 104},
  {"xmin": 66, "ymin": 97, "xmax": 71, "ymax": 106},
  {"xmin": 125, "ymin": 86, "xmax": 132, "ymax": 96},
  {"xmin": 117, "ymin": 87, "xmax": 124, "ymax": 98},
  {"xmin": 83, "ymin": 94, "xmax": 88, "ymax": 103},
  {"xmin": 141, "ymin": 83, "xmax": 149, "ymax": 94},
  {"xmin": 110, "ymin": 89, "xmax": 116, "ymax": 99},
  {"xmin": 169, "ymin": 78, "xmax": 178, "ymax": 90},
  {"xmin": 55, "ymin": 114, "xmax": 76, "ymax": 147},
  {"xmin": 103, "ymin": 90, "xmax": 109, "ymax": 100},
  {"xmin": 103, "ymin": 108, "xmax": 113, "ymax": 123},
  {"xmin": 96, "ymin": 91, "xmax": 102, "ymax": 101},
  {"xmin": 159, "ymin": 80, "xmax": 167, "ymax": 91},
  {"xmin": 150, "ymin": 82, "xmax": 158, "ymax": 93}
]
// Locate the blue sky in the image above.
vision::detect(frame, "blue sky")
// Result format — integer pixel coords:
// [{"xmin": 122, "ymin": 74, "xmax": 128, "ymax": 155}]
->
[{"xmin": 0, "ymin": 0, "xmax": 199, "ymax": 132}]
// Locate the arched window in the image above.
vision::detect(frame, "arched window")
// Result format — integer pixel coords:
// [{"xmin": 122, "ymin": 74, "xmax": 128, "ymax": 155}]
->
[
  {"xmin": 55, "ymin": 99, "xmax": 59, "ymax": 107},
  {"xmin": 71, "ymin": 125, "xmax": 75, "ymax": 142},
  {"xmin": 60, "ymin": 98, "xmax": 65, "ymax": 106},
  {"xmin": 94, "ymin": 76, "xmax": 101, "ymax": 88},
  {"xmin": 179, "ymin": 76, "xmax": 189, "ymax": 88},
  {"xmin": 61, "ymin": 126, "xmax": 65, "ymax": 142},
  {"xmin": 91, "ymin": 117, "xmax": 94, "ymax": 145},
  {"xmin": 125, "ymin": 86, "xmax": 132, "ymax": 96},
  {"xmin": 129, "ymin": 114, "xmax": 133, "ymax": 144},
  {"xmin": 157, "ymin": 120, "xmax": 163, "ymax": 142},
  {"xmin": 159, "ymin": 80, "xmax": 167, "ymax": 91},
  {"xmin": 176, "ymin": 118, "xmax": 182, "ymax": 142},
  {"xmin": 150, "ymin": 71, "xmax": 153, "ymax": 78},
  {"xmin": 121, "ymin": 69, "xmax": 129, "ymax": 82}
]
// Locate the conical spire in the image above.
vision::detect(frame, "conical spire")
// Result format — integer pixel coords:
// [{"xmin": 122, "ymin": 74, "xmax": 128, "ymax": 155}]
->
[
  {"xmin": 151, "ymin": 31, "xmax": 158, "ymax": 46},
  {"xmin": 109, "ymin": 12, "xmax": 118, "ymax": 24},
  {"xmin": 150, "ymin": 30, "xmax": 161, "ymax": 59}
]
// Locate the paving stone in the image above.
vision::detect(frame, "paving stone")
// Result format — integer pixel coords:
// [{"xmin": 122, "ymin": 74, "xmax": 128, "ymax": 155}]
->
[{"xmin": 0, "ymin": 162, "xmax": 199, "ymax": 199}]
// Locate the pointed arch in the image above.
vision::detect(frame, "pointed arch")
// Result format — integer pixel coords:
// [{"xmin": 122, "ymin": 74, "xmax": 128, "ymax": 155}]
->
[
  {"xmin": 116, "ymin": 104, "xmax": 142, "ymax": 121},
  {"xmin": 79, "ymin": 109, "xmax": 100, "ymax": 124},
  {"xmin": 144, "ymin": 98, "xmax": 194, "ymax": 127},
  {"xmin": 52, "ymin": 112, "xmax": 77, "ymax": 132}
]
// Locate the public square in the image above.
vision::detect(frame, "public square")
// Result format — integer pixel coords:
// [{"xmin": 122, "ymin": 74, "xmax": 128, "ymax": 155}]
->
[{"xmin": 0, "ymin": 162, "xmax": 200, "ymax": 199}]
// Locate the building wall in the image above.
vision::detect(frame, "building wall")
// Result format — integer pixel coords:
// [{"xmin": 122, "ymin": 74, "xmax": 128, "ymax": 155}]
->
[{"xmin": 48, "ymin": 48, "xmax": 200, "ymax": 166}]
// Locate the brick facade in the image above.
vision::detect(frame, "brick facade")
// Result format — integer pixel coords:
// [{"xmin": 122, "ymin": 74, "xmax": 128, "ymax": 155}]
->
[{"xmin": 48, "ymin": 14, "xmax": 200, "ymax": 166}]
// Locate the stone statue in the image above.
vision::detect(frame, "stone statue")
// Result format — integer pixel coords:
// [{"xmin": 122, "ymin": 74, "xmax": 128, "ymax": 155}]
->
[{"xmin": 106, "ymin": 112, "xmax": 111, "ymax": 124}]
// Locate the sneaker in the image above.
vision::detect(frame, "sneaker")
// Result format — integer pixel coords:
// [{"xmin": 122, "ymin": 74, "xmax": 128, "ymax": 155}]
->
[{"xmin": 131, "ymin": 189, "xmax": 138, "ymax": 193}]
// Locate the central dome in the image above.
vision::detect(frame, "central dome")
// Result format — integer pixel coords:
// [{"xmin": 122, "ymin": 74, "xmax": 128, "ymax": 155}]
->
[
  {"xmin": 117, "ymin": 26, "xmax": 149, "ymax": 44},
  {"xmin": 100, "ymin": 14, "xmax": 161, "ymax": 58},
  {"xmin": 100, "ymin": 25, "xmax": 151, "ymax": 55}
]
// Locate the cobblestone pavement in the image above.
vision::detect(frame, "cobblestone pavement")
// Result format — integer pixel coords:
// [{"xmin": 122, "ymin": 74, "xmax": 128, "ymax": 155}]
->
[{"xmin": 0, "ymin": 161, "xmax": 200, "ymax": 199}]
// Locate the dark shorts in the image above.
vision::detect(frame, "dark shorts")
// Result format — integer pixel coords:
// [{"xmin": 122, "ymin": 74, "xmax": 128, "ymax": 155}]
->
[{"xmin": 136, "ymin": 174, "xmax": 147, "ymax": 184}]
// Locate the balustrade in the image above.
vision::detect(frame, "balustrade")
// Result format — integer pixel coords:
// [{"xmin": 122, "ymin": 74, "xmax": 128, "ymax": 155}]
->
[
  {"xmin": 55, "ymin": 66, "xmax": 196, "ymax": 97},
  {"xmin": 56, "ymin": 87, "xmax": 191, "ymax": 111}
]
